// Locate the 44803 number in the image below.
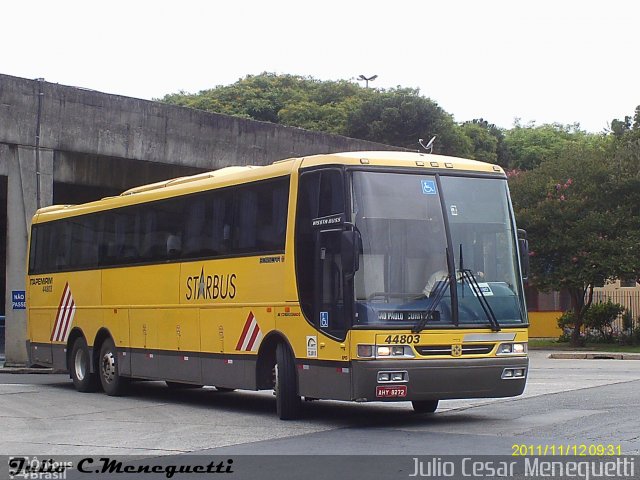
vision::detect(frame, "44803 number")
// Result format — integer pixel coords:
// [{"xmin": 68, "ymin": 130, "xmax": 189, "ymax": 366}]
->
[{"xmin": 383, "ymin": 334, "xmax": 421, "ymax": 344}]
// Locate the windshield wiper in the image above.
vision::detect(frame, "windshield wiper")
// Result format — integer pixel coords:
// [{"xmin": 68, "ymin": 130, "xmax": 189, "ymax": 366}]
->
[
  {"xmin": 457, "ymin": 244, "xmax": 500, "ymax": 331},
  {"xmin": 412, "ymin": 248, "xmax": 455, "ymax": 333},
  {"xmin": 458, "ymin": 268, "xmax": 501, "ymax": 332},
  {"xmin": 411, "ymin": 272, "xmax": 450, "ymax": 333}
]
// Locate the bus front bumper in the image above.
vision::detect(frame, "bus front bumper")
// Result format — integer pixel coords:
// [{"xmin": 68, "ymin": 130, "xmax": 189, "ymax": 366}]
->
[{"xmin": 351, "ymin": 356, "xmax": 528, "ymax": 402}]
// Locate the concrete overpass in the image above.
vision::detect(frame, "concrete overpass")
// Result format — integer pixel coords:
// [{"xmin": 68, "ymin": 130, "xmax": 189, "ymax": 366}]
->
[{"xmin": 0, "ymin": 73, "xmax": 394, "ymax": 365}]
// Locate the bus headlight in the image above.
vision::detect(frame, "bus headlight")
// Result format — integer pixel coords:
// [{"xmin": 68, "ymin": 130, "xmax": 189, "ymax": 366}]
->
[
  {"xmin": 376, "ymin": 345, "xmax": 415, "ymax": 358},
  {"xmin": 497, "ymin": 342, "xmax": 527, "ymax": 355},
  {"xmin": 377, "ymin": 346, "xmax": 392, "ymax": 356}
]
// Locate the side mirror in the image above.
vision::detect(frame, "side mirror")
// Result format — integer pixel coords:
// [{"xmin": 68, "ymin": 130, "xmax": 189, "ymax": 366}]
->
[
  {"xmin": 517, "ymin": 229, "xmax": 530, "ymax": 282},
  {"xmin": 341, "ymin": 230, "xmax": 360, "ymax": 276}
]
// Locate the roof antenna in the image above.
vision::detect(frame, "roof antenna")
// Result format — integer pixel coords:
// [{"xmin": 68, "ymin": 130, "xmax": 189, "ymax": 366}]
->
[{"xmin": 418, "ymin": 135, "xmax": 437, "ymax": 154}]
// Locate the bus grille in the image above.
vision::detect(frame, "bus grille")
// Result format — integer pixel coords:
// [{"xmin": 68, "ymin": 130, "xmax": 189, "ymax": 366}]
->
[{"xmin": 415, "ymin": 344, "xmax": 494, "ymax": 356}]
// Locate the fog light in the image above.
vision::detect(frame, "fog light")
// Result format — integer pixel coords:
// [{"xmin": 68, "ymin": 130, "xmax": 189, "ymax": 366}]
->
[
  {"xmin": 358, "ymin": 345, "xmax": 374, "ymax": 358},
  {"xmin": 502, "ymin": 368, "xmax": 526, "ymax": 379},
  {"xmin": 378, "ymin": 371, "xmax": 408, "ymax": 383}
]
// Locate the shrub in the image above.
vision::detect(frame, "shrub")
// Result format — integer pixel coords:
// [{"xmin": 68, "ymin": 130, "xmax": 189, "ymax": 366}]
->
[
  {"xmin": 583, "ymin": 301, "xmax": 625, "ymax": 342},
  {"xmin": 557, "ymin": 310, "xmax": 577, "ymax": 342}
]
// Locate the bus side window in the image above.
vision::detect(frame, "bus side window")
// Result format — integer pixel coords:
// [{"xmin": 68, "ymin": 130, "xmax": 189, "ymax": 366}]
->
[
  {"xmin": 210, "ymin": 191, "xmax": 233, "ymax": 255},
  {"xmin": 183, "ymin": 199, "xmax": 207, "ymax": 258},
  {"xmin": 53, "ymin": 221, "xmax": 72, "ymax": 271}
]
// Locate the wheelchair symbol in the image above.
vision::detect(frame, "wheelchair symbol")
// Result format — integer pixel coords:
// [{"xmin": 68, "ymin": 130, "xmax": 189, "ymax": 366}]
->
[{"xmin": 421, "ymin": 180, "xmax": 437, "ymax": 195}]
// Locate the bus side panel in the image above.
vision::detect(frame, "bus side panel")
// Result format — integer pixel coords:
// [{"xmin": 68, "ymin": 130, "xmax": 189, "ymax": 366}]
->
[
  {"xmin": 129, "ymin": 309, "xmax": 159, "ymax": 378},
  {"xmin": 28, "ymin": 311, "xmax": 53, "ymax": 365},
  {"xmin": 201, "ymin": 356, "xmax": 251, "ymax": 389},
  {"xmin": 29, "ymin": 271, "xmax": 102, "ymax": 368},
  {"xmin": 157, "ymin": 308, "xmax": 201, "ymax": 383},
  {"xmin": 199, "ymin": 306, "xmax": 275, "ymax": 390},
  {"xmin": 297, "ymin": 363, "xmax": 352, "ymax": 401},
  {"xmin": 104, "ymin": 264, "xmax": 180, "ymax": 380},
  {"xmin": 184, "ymin": 257, "xmax": 281, "ymax": 389},
  {"xmin": 199, "ymin": 306, "xmax": 245, "ymax": 388},
  {"xmin": 275, "ymin": 307, "xmax": 352, "ymax": 401}
]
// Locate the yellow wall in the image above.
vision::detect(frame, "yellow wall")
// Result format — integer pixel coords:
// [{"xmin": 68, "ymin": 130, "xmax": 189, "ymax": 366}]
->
[{"xmin": 528, "ymin": 311, "xmax": 562, "ymax": 338}]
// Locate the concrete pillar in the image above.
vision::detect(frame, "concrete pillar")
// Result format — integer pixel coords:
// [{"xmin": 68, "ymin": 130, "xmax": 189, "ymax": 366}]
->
[{"xmin": 3, "ymin": 145, "xmax": 53, "ymax": 366}]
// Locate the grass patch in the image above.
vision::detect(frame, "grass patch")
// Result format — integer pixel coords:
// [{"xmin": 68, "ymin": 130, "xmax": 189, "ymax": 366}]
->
[{"xmin": 529, "ymin": 338, "xmax": 640, "ymax": 353}]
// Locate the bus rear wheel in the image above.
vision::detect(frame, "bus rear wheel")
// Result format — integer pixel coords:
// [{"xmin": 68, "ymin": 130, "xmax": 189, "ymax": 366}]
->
[
  {"xmin": 70, "ymin": 337, "xmax": 99, "ymax": 392},
  {"xmin": 275, "ymin": 343, "xmax": 301, "ymax": 420},
  {"xmin": 98, "ymin": 338, "xmax": 128, "ymax": 396},
  {"xmin": 412, "ymin": 400, "xmax": 439, "ymax": 413}
]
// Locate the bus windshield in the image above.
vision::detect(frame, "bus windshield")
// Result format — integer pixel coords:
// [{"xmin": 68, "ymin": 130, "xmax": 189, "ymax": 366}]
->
[{"xmin": 351, "ymin": 171, "xmax": 526, "ymax": 329}]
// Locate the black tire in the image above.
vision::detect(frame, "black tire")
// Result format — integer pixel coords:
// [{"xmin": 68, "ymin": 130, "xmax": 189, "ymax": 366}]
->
[
  {"xmin": 275, "ymin": 343, "xmax": 302, "ymax": 420},
  {"xmin": 69, "ymin": 337, "xmax": 99, "ymax": 392},
  {"xmin": 165, "ymin": 381, "xmax": 203, "ymax": 389},
  {"xmin": 412, "ymin": 399, "xmax": 439, "ymax": 413},
  {"xmin": 98, "ymin": 337, "xmax": 129, "ymax": 396}
]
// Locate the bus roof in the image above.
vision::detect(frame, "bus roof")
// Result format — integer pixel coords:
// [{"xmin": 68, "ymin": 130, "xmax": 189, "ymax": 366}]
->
[
  {"xmin": 300, "ymin": 151, "xmax": 504, "ymax": 174},
  {"xmin": 32, "ymin": 151, "xmax": 504, "ymax": 223}
]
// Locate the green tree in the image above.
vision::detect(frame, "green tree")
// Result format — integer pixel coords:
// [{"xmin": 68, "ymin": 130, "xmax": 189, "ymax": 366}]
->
[
  {"xmin": 344, "ymin": 87, "xmax": 471, "ymax": 154},
  {"xmin": 609, "ymin": 105, "xmax": 640, "ymax": 285},
  {"xmin": 460, "ymin": 119, "xmax": 501, "ymax": 163},
  {"xmin": 160, "ymin": 73, "xmax": 364, "ymax": 130},
  {"xmin": 509, "ymin": 137, "xmax": 640, "ymax": 346},
  {"xmin": 159, "ymin": 73, "xmax": 472, "ymax": 154},
  {"xmin": 503, "ymin": 122, "xmax": 591, "ymax": 170}
]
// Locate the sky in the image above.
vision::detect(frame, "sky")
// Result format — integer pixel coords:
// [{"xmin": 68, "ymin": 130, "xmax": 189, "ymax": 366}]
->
[{"xmin": 2, "ymin": 0, "xmax": 638, "ymax": 133}]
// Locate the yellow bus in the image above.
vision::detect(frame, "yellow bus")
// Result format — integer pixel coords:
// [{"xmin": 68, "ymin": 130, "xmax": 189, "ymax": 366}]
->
[{"xmin": 26, "ymin": 151, "xmax": 529, "ymax": 419}]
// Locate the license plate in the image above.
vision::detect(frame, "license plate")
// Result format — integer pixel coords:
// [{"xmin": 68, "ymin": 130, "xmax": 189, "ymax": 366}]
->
[{"xmin": 376, "ymin": 385, "xmax": 407, "ymax": 398}]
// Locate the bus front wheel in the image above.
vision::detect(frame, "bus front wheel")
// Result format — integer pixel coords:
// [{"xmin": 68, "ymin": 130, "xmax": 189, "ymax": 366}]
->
[
  {"xmin": 70, "ymin": 337, "xmax": 99, "ymax": 393},
  {"xmin": 412, "ymin": 399, "xmax": 439, "ymax": 413},
  {"xmin": 275, "ymin": 343, "xmax": 301, "ymax": 420},
  {"xmin": 98, "ymin": 338, "xmax": 128, "ymax": 396}
]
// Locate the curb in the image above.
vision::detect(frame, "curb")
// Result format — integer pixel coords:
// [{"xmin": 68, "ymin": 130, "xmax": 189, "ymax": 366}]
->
[
  {"xmin": 0, "ymin": 366, "xmax": 63, "ymax": 374},
  {"xmin": 548, "ymin": 352, "xmax": 640, "ymax": 360}
]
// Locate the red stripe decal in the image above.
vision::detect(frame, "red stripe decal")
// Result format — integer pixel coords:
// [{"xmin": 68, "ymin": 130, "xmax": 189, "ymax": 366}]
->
[
  {"xmin": 235, "ymin": 312, "xmax": 255, "ymax": 350},
  {"xmin": 59, "ymin": 298, "xmax": 75, "ymax": 342},
  {"xmin": 51, "ymin": 283, "xmax": 70, "ymax": 341},
  {"xmin": 245, "ymin": 323, "xmax": 260, "ymax": 351}
]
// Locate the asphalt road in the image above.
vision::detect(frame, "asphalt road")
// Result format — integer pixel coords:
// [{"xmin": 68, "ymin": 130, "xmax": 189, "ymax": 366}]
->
[{"xmin": 1, "ymin": 351, "xmax": 639, "ymax": 457}]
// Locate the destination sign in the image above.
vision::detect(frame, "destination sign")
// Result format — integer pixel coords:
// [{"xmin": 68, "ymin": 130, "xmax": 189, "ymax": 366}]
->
[
  {"xmin": 311, "ymin": 213, "xmax": 344, "ymax": 228},
  {"xmin": 376, "ymin": 311, "xmax": 439, "ymax": 322}
]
